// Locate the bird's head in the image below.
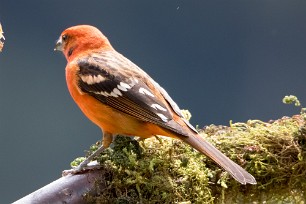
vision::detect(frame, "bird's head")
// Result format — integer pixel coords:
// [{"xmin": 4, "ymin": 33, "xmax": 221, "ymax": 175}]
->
[{"xmin": 54, "ymin": 25, "xmax": 112, "ymax": 61}]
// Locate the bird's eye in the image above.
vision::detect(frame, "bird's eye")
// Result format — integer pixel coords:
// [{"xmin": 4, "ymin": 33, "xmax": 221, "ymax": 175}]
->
[{"xmin": 62, "ymin": 34, "xmax": 68, "ymax": 41}]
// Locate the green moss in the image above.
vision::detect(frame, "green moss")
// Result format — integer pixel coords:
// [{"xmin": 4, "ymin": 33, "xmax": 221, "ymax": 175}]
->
[
  {"xmin": 82, "ymin": 136, "xmax": 213, "ymax": 203},
  {"xmin": 283, "ymin": 95, "xmax": 301, "ymax": 107},
  {"xmin": 207, "ymin": 115, "xmax": 306, "ymax": 203},
  {"xmin": 72, "ymin": 113, "xmax": 306, "ymax": 203}
]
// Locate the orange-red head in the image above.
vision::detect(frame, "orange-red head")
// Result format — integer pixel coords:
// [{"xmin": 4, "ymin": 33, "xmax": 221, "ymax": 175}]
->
[{"xmin": 55, "ymin": 25, "xmax": 112, "ymax": 61}]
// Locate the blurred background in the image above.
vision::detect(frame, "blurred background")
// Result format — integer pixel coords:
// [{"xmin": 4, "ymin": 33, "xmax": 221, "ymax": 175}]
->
[{"xmin": 0, "ymin": 1, "xmax": 306, "ymax": 202}]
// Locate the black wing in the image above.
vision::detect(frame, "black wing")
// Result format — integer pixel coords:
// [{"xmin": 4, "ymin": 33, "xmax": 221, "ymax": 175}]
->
[{"xmin": 76, "ymin": 52, "xmax": 191, "ymax": 137}]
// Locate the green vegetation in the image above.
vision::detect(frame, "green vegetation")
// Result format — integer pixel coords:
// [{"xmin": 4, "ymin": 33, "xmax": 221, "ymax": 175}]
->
[{"xmin": 71, "ymin": 96, "xmax": 306, "ymax": 203}]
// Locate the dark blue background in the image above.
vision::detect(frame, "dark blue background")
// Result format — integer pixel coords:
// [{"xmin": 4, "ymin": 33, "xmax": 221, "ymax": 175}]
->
[{"xmin": 1, "ymin": 1, "xmax": 306, "ymax": 202}]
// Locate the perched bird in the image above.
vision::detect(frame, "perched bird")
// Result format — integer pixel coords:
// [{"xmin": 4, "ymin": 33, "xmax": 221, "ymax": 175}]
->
[{"xmin": 55, "ymin": 25, "xmax": 256, "ymax": 184}]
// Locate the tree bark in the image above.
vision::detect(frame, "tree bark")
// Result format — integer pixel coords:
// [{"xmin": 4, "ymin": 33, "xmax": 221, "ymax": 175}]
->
[{"xmin": 13, "ymin": 170, "xmax": 103, "ymax": 204}]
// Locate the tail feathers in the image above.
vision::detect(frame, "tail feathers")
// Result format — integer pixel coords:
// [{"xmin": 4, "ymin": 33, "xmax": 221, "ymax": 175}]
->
[{"xmin": 184, "ymin": 134, "xmax": 257, "ymax": 185}]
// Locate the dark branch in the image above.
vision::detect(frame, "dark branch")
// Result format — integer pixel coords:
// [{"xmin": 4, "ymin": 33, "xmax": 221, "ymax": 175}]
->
[{"xmin": 13, "ymin": 170, "xmax": 104, "ymax": 204}]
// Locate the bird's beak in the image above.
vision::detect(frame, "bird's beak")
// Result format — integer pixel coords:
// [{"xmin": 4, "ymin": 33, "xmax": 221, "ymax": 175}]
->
[{"xmin": 54, "ymin": 38, "xmax": 63, "ymax": 51}]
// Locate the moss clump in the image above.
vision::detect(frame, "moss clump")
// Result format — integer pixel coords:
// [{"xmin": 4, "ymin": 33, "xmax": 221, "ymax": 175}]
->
[
  {"xmin": 206, "ymin": 115, "xmax": 306, "ymax": 203},
  {"xmin": 72, "ymin": 114, "xmax": 306, "ymax": 203},
  {"xmin": 81, "ymin": 136, "xmax": 213, "ymax": 203}
]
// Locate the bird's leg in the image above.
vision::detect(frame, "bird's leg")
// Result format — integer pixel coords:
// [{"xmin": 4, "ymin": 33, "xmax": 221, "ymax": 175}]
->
[
  {"xmin": 62, "ymin": 132, "xmax": 113, "ymax": 176},
  {"xmin": 78, "ymin": 132, "xmax": 113, "ymax": 169}
]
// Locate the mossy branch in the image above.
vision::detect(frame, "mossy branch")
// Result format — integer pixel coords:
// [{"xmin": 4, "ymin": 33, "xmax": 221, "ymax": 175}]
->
[
  {"xmin": 14, "ymin": 113, "xmax": 306, "ymax": 203},
  {"xmin": 83, "ymin": 114, "xmax": 306, "ymax": 203}
]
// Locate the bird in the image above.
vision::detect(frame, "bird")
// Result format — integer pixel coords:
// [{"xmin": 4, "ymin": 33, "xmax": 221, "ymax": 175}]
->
[{"xmin": 54, "ymin": 25, "xmax": 256, "ymax": 185}]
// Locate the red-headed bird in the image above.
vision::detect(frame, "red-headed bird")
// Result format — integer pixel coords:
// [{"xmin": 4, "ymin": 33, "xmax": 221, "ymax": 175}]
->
[{"xmin": 55, "ymin": 25, "xmax": 256, "ymax": 184}]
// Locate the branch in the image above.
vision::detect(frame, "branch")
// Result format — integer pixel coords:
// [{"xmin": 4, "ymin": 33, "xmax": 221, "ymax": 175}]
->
[
  {"xmin": 13, "ymin": 170, "xmax": 104, "ymax": 204},
  {"xmin": 13, "ymin": 114, "xmax": 306, "ymax": 203}
]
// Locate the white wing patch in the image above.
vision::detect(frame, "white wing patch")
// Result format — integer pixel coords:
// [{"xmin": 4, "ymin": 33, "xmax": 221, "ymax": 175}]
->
[
  {"xmin": 81, "ymin": 74, "xmax": 106, "ymax": 85},
  {"xmin": 139, "ymin": 87, "xmax": 155, "ymax": 97},
  {"xmin": 93, "ymin": 87, "xmax": 123, "ymax": 98},
  {"xmin": 97, "ymin": 91, "xmax": 111, "ymax": 97},
  {"xmin": 94, "ymin": 90, "xmax": 113, "ymax": 97},
  {"xmin": 117, "ymin": 82, "xmax": 131, "ymax": 91},
  {"xmin": 157, "ymin": 113, "xmax": 168, "ymax": 122},
  {"xmin": 91, "ymin": 79, "xmax": 137, "ymax": 98},
  {"xmin": 112, "ymin": 88, "xmax": 122, "ymax": 96},
  {"xmin": 151, "ymin": 103, "xmax": 167, "ymax": 112}
]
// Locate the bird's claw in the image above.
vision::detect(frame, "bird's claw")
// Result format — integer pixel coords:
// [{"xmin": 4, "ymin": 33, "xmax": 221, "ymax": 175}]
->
[{"xmin": 62, "ymin": 160, "xmax": 102, "ymax": 176}]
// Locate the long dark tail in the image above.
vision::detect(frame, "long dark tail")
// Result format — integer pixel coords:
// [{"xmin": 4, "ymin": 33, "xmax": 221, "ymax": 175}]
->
[{"xmin": 183, "ymin": 134, "xmax": 256, "ymax": 185}]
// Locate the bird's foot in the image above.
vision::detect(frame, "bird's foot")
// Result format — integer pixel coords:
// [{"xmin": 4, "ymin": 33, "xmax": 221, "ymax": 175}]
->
[{"xmin": 62, "ymin": 160, "xmax": 101, "ymax": 176}]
